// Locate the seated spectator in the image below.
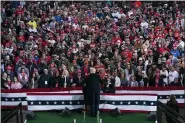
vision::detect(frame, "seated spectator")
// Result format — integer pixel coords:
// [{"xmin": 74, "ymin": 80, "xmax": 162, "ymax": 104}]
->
[{"xmin": 11, "ymin": 77, "xmax": 22, "ymax": 89}]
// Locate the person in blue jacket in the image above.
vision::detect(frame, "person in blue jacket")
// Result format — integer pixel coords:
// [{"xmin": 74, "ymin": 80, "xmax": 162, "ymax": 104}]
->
[{"xmin": 170, "ymin": 45, "xmax": 180, "ymax": 58}]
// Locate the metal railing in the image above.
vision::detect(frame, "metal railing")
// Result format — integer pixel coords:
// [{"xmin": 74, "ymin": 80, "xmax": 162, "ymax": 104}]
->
[
  {"xmin": 157, "ymin": 100, "xmax": 185, "ymax": 123},
  {"xmin": 2, "ymin": 103, "xmax": 23, "ymax": 123}
]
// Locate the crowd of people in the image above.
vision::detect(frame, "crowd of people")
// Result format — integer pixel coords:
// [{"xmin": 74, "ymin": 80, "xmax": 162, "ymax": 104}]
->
[{"xmin": 1, "ymin": 1, "xmax": 185, "ymax": 90}]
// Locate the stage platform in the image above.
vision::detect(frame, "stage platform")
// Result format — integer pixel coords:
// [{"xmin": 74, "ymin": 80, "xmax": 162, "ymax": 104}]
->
[{"xmin": 26, "ymin": 111, "xmax": 153, "ymax": 123}]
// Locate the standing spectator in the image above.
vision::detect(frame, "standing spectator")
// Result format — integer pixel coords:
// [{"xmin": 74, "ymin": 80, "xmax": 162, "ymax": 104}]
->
[
  {"xmin": 17, "ymin": 62, "xmax": 30, "ymax": 79},
  {"xmin": 179, "ymin": 60, "xmax": 185, "ymax": 86},
  {"xmin": 112, "ymin": 71, "xmax": 121, "ymax": 87},
  {"xmin": 5, "ymin": 76, "xmax": 12, "ymax": 89},
  {"xmin": 11, "ymin": 77, "xmax": 22, "ymax": 89},
  {"xmin": 28, "ymin": 72, "xmax": 40, "ymax": 89},
  {"xmin": 147, "ymin": 64, "xmax": 158, "ymax": 86},
  {"xmin": 170, "ymin": 45, "xmax": 180, "ymax": 58},
  {"xmin": 160, "ymin": 65, "xmax": 169, "ymax": 86},
  {"xmin": 1, "ymin": 1, "xmax": 185, "ymax": 89},
  {"xmin": 26, "ymin": 56, "xmax": 37, "ymax": 75},
  {"xmin": 170, "ymin": 78, "xmax": 182, "ymax": 86},
  {"xmin": 1, "ymin": 72, "xmax": 8, "ymax": 89},
  {"xmin": 61, "ymin": 70, "xmax": 70, "ymax": 88},
  {"xmin": 37, "ymin": 58, "xmax": 48, "ymax": 75},
  {"xmin": 6, "ymin": 65, "xmax": 15, "ymax": 80},
  {"xmin": 51, "ymin": 71, "xmax": 62, "ymax": 88},
  {"xmin": 72, "ymin": 69, "xmax": 83, "ymax": 87},
  {"xmin": 28, "ymin": 18, "xmax": 37, "ymax": 29},
  {"xmin": 141, "ymin": 71, "xmax": 148, "ymax": 87},
  {"xmin": 81, "ymin": 60, "xmax": 90, "ymax": 79},
  {"xmin": 128, "ymin": 75, "xmax": 138, "ymax": 87},
  {"xmin": 125, "ymin": 63, "xmax": 134, "ymax": 81},
  {"xmin": 120, "ymin": 72, "xmax": 128, "ymax": 86},
  {"xmin": 18, "ymin": 68, "xmax": 29, "ymax": 88},
  {"xmin": 38, "ymin": 68, "xmax": 50, "ymax": 88},
  {"xmin": 168, "ymin": 66, "xmax": 179, "ymax": 84}
]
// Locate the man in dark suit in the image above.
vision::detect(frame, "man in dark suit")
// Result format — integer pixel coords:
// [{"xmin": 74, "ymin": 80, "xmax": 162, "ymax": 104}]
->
[
  {"xmin": 84, "ymin": 67, "xmax": 101, "ymax": 117},
  {"xmin": 38, "ymin": 69, "xmax": 50, "ymax": 88}
]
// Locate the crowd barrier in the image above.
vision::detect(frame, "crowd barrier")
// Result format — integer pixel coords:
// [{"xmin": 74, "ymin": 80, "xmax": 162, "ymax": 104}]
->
[{"xmin": 1, "ymin": 87, "xmax": 185, "ymax": 112}]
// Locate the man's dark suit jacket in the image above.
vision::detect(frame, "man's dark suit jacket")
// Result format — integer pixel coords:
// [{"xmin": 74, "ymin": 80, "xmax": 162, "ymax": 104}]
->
[{"xmin": 85, "ymin": 73, "xmax": 101, "ymax": 105}]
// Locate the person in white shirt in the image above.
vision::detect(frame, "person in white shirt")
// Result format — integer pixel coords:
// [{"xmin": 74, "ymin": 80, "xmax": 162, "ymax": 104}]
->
[
  {"xmin": 160, "ymin": 65, "xmax": 169, "ymax": 86},
  {"xmin": 178, "ymin": 39, "xmax": 184, "ymax": 50},
  {"xmin": 28, "ymin": 25, "xmax": 37, "ymax": 33},
  {"xmin": 168, "ymin": 67, "xmax": 179, "ymax": 84},
  {"xmin": 115, "ymin": 75, "xmax": 121, "ymax": 87},
  {"xmin": 112, "ymin": 71, "xmax": 121, "ymax": 87},
  {"xmin": 140, "ymin": 20, "xmax": 149, "ymax": 30}
]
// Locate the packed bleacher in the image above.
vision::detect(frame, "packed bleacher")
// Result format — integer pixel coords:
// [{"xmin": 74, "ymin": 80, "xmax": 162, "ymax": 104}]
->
[{"xmin": 1, "ymin": 1, "xmax": 185, "ymax": 90}]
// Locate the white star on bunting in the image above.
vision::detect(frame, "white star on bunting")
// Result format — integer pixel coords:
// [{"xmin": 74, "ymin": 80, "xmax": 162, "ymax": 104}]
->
[
  {"xmin": 135, "ymin": 101, "xmax": 138, "ymax": 105},
  {"xmin": 151, "ymin": 102, "xmax": 154, "ymax": 105},
  {"xmin": 143, "ymin": 102, "xmax": 146, "ymax": 105},
  {"xmin": 160, "ymin": 96, "xmax": 162, "ymax": 99},
  {"xmin": 46, "ymin": 102, "xmax": 49, "ymax": 104},
  {"xmin": 62, "ymin": 101, "xmax": 65, "ymax": 104},
  {"xmin": 128, "ymin": 102, "xmax": 131, "ymax": 105},
  {"xmin": 69, "ymin": 101, "xmax": 72, "ymax": 104},
  {"xmin": 77, "ymin": 101, "xmax": 80, "ymax": 104},
  {"xmin": 12, "ymin": 98, "xmax": 14, "ymax": 101},
  {"xmin": 38, "ymin": 102, "xmax": 41, "ymax": 105},
  {"xmin": 180, "ymin": 95, "xmax": 183, "ymax": 98},
  {"xmin": 166, "ymin": 96, "xmax": 169, "ymax": 99},
  {"xmin": 5, "ymin": 98, "xmax": 8, "ymax": 101},
  {"xmin": 31, "ymin": 102, "xmax": 34, "ymax": 105},
  {"xmin": 112, "ymin": 101, "xmax": 115, "ymax": 104},
  {"xmin": 19, "ymin": 98, "xmax": 21, "ymax": 101},
  {"xmin": 120, "ymin": 102, "xmax": 123, "ymax": 104},
  {"xmin": 54, "ymin": 101, "xmax": 57, "ymax": 105}
]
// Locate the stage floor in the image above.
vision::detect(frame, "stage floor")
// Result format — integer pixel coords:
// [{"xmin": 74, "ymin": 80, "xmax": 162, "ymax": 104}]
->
[{"xmin": 26, "ymin": 111, "xmax": 154, "ymax": 123}]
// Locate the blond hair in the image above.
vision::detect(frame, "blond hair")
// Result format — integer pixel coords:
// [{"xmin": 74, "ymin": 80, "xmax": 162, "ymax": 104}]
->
[
  {"xmin": 90, "ymin": 67, "xmax": 96, "ymax": 73},
  {"xmin": 63, "ymin": 70, "xmax": 69, "ymax": 76}
]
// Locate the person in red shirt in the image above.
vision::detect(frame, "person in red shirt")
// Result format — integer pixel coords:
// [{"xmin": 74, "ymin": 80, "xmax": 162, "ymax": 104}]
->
[
  {"xmin": 17, "ymin": 32, "xmax": 25, "ymax": 43},
  {"xmin": 112, "ymin": 33, "xmax": 122, "ymax": 46},
  {"xmin": 14, "ymin": 6, "xmax": 24, "ymax": 16}
]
